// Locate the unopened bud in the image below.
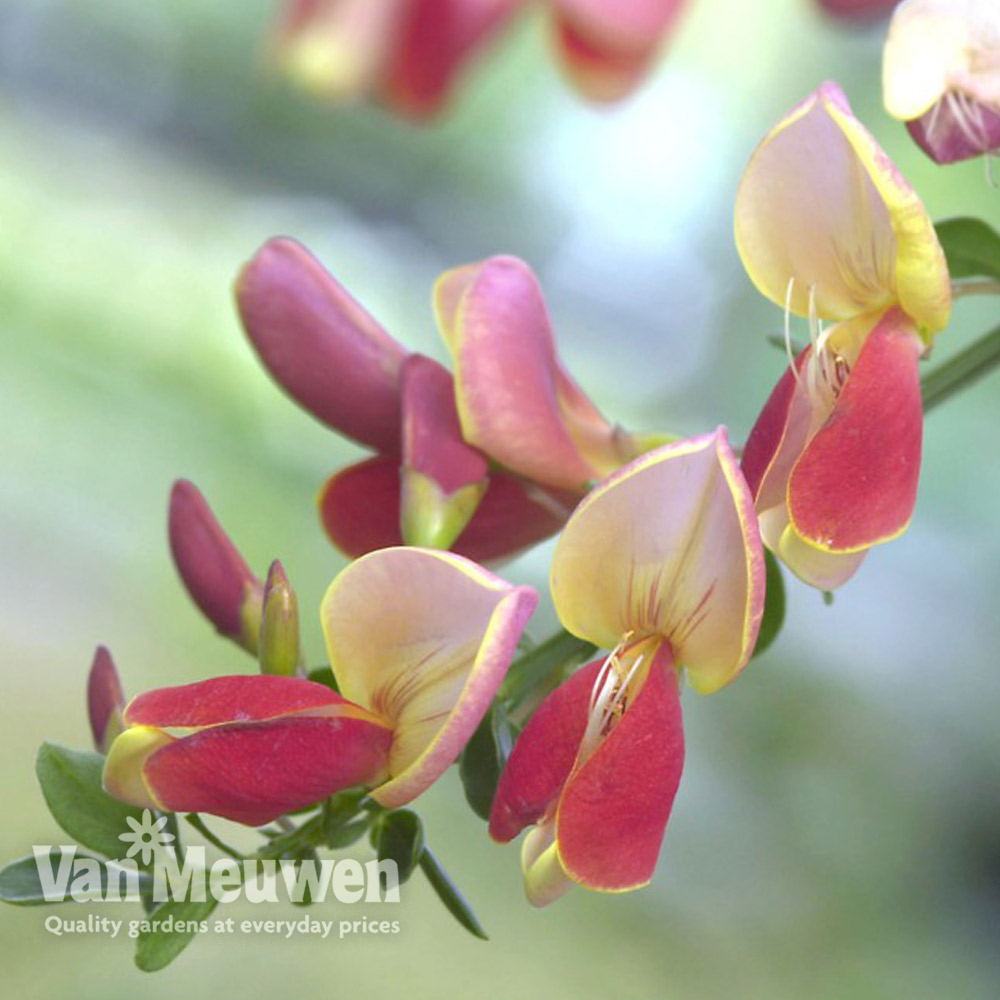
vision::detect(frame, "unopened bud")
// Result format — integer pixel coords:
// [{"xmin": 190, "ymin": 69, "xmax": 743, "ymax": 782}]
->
[
  {"xmin": 258, "ymin": 561, "xmax": 301, "ymax": 677},
  {"xmin": 87, "ymin": 646, "xmax": 126, "ymax": 754},
  {"xmin": 168, "ymin": 480, "xmax": 263, "ymax": 653}
]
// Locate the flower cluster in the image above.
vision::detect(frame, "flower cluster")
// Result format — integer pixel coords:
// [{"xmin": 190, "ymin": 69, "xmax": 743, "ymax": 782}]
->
[
  {"xmin": 80, "ymin": 80, "xmax": 953, "ymax": 915},
  {"xmin": 269, "ymin": 0, "xmax": 899, "ymax": 117}
]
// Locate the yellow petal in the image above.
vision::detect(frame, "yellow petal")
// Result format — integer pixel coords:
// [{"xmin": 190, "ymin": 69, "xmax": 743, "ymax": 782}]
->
[
  {"xmin": 550, "ymin": 429, "xmax": 765, "ymax": 694},
  {"xmin": 102, "ymin": 726, "xmax": 173, "ymax": 811},
  {"xmin": 735, "ymin": 82, "xmax": 951, "ymax": 337},
  {"xmin": 320, "ymin": 547, "xmax": 536, "ymax": 808}
]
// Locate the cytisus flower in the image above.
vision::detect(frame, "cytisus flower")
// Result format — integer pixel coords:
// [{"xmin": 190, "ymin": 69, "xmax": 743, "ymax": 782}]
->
[
  {"xmin": 736, "ymin": 81, "xmax": 951, "ymax": 589},
  {"xmin": 103, "ymin": 547, "xmax": 537, "ymax": 825},
  {"xmin": 489, "ymin": 429, "xmax": 764, "ymax": 905},
  {"xmin": 271, "ymin": 0, "xmax": 689, "ymax": 116},
  {"xmin": 883, "ymin": 0, "xmax": 1000, "ymax": 165},
  {"xmin": 237, "ymin": 238, "xmax": 571, "ymax": 562}
]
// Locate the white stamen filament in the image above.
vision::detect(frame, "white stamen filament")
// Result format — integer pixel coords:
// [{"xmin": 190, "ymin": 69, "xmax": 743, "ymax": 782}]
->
[
  {"xmin": 577, "ymin": 639, "xmax": 647, "ymax": 767},
  {"xmin": 783, "ymin": 276, "xmax": 801, "ymax": 388},
  {"xmin": 783, "ymin": 279, "xmax": 850, "ymax": 411}
]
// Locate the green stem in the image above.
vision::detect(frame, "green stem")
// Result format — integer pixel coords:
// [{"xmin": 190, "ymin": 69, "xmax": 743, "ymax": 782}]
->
[
  {"xmin": 184, "ymin": 814, "xmax": 245, "ymax": 860},
  {"xmin": 951, "ymin": 279, "xmax": 1000, "ymax": 299},
  {"xmin": 499, "ymin": 628, "xmax": 596, "ymax": 709},
  {"xmin": 255, "ymin": 814, "xmax": 325, "ymax": 859},
  {"xmin": 922, "ymin": 322, "xmax": 1000, "ymax": 412},
  {"xmin": 162, "ymin": 812, "xmax": 182, "ymax": 854}
]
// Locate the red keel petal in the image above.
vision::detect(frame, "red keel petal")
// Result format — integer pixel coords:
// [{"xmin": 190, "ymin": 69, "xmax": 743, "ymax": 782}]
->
[
  {"xmin": 124, "ymin": 675, "xmax": 353, "ymax": 728},
  {"xmin": 144, "ymin": 715, "xmax": 392, "ymax": 826},
  {"xmin": 556, "ymin": 662, "xmax": 684, "ymax": 892},
  {"xmin": 789, "ymin": 309, "xmax": 923, "ymax": 551},
  {"xmin": 489, "ymin": 659, "xmax": 603, "ymax": 843}
]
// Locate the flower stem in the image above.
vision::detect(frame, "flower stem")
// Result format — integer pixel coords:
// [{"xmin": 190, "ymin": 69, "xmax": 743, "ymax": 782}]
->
[
  {"xmin": 950, "ymin": 279, "xmax": 1000, "ymax": 299},
  {"xmin": 922, "ymin": 322, "xmax": 1000, "ymax": 412},
  {"xmin": 184, "ymin": 813, "xmax": 245, "ymax": 860}
]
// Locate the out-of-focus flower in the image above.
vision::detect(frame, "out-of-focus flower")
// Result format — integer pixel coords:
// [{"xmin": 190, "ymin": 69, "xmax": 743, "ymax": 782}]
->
[
  {"xmin": 168, "ymin": 480, "xmax": 264, "ymax": 653},
  {"xmin": 237, "ymin": 239, "xmax": 645, "ymax": 563},
  {"xmin": 735, "ymin": 81, "xmax": 951, "ymax": 590},
  {"xmin": 817, "ymin": 0, "xmax": 896, "ymax": 20},
  {"xmin": 489, "ymin": 429, "xmax": 764, "ymax": 905},
  {"xmin": 546, "ymin": 0, "xmax": 688, "ymax": 101},
  {"xmin": 270, "ymin": 0, "xmax": 689, "ymax": 116},
  {"xmin": 87, "ymin": 646, "xmax": 126, "ymax": 754},
  {"xmin": 883, "ymin": 0, "xmax": 1000, "ymax": 164},
  {"xmin": 104, "ymin": 547, "xmax": 537, "ymax": 825},
  {"xmin": 272, "ymin": 0, "xmax": 517, "ymax": 117}
]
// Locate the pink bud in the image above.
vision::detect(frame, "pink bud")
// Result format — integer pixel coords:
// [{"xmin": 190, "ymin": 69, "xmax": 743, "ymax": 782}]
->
[
  {"xmin": 168, "ymin": 480, "xmax": 263, "ymax": 651},
  {"xmin": 87, "ymin": 646, "xmax": 125, "ymax": 754}
]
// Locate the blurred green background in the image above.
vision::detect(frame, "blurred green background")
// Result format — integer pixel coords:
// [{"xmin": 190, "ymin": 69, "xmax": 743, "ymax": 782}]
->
[{"xmin": 2, "ymin": 0, "xmax": 999, "ymax": 996}]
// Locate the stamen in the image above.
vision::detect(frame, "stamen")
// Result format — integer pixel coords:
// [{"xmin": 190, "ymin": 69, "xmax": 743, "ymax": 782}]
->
[
  {"xmin": 949, "ymin": 90, "xmax": 989, "ymax": 153},
  {"xmin": 783, "ymin": 276, "xmax": 802, "ymax": 388},
  {"xmin": 578, "ymin": 636, "xmax": 646, "ymax": 767}
]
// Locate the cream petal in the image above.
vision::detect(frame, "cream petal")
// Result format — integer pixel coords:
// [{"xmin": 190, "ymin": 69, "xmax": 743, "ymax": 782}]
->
[
  {"xmin": 775, "ymin": 523, "xmax": 867, "ymax": 591},
  {"xmin": 883, "ymin": 0, "xmax": 973, "ymax": 119},
  {"xmin": 550, "ymin": 429, "xmax": 765, "ymax": 694},
  {"xmin": 521, "ymin": 822, "xmax": 575, "ymax": 908},
  {"xmin": 320, "ymin": 547, "xmax": 537, "ymax": 807},
  {"xmin": 735, "ymin": 82, "xmax": 951, "ymax": 337}
]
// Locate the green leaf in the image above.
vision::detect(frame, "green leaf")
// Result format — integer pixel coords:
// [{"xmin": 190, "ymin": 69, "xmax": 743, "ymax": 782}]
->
[
  {"xmin": 0, "ymin": 851, "xmax": 152, "ymax": 905},
  {"xmin": 321, "ymin": 787, "xmax": 371, "ymax": 842},
  {"xmin": 752, "ymin": 550, "xmax": 786, "ymax": 659},
  {"xmin": 418, "ymin": 848, "xmax": 487, "ymax": 940},
  {"xmin": 371, "ymin": 811, "xmax": 424, "ymax": 887},
  {"xmin": 305, "ymin": 666, "xmax": 339, "ymax": 692},
  {"xmin": 134, "ymin": 897, "xmax": 219, "ymax": 972},
  {"xmin": 921, "ymin": 321, "xmax": 1000, "ymax": 412},
  {"xmin": 35, "ymin": 743, "xmax": 146, "ymax": 862},
  {"xmin": 459, "ymin": 703, "xmax": 516, "ymax": 821},
  {"xmin": 324, "ymin": 817, "xmax": 373, "ymax": 850},
  {"xmin": 499, "ymin": 630, "xmax": 596, "ymax": 710},
  {"xmin": 935, "ymin": 217, "xmax": 1000, "ymax": 280}
]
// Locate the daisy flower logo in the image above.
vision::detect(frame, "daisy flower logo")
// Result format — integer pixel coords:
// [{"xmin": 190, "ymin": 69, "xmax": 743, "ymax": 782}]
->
[{"xmin": 118, "ymin": 810, "xmax": 176, "ymax": 865}]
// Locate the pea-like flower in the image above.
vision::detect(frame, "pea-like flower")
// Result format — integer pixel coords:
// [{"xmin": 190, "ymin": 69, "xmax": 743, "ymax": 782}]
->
[
  {"xmin": 237, "ymin": 238, "xmax": 571, "ymax": 562},
  {"xmin": 103, "ymin": 547, "xmax": 537, "ymax": 825},
  {"xmin": 816, "ymin": 0, "xmax": 896, "ymax": 19},
  {"xmin": 489, "ymin": 429, "xmax": 764, "ymax": 905},
  {"xmin": 270, "ymin": 0, "xmax": 689, "ymax": 117},
  {"xmin": 883, "ymin": 0, "xmax": 1000, "ymax": 165},
  {"xmin": 736, "ymin": 81, "xmax": 951, "ymax": 590}
]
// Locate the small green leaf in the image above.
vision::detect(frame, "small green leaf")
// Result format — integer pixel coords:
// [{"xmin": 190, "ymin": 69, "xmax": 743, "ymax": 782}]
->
[
  {"xmin": 134, "ymin": 897, "xmax": 218, "ymax": 972},
  {"xmin": 371, "ymin": 811, "xmax": 424, "ymax": 887},
  {"xmin": 935, "ymin": 217, "xmax": 1000, "ymax": 280},
  {"xmin": 0, "ymin": 851, "xmax": 152, "ymax": 905},
  {"xmin": 822, "ymin": 590, "xmax": 835, "ymax": 606},
  {"xmin": 499, "ymin": 630, "xmax": 596, "ymax": 710},
  {"xmin": 321, "ymin": 787, "xmax": 370, "ymax": 841},
  {"xmin": 459, "ymin": 703, "xmax": 516, "ymax": 821},
  {"xmin": 36, "ymin": 743, "xmax": 146, "ymax": 862},
  {"xmin": 324, "ymin": 818, "xmax": 373, "ymax": 850},
  {"xmin": 752, "ymin": 550, "xmax": 786, "ymax": 659},
  {"xmin": 922, "ymin": 321, "xmax": 1000, "ymax": 412},
  {"xmin": 306, "ymin": 666, "xmax": 339, "ymax": 692},
  {"xmin": 418, "ymin": 848, "xmax": 487, "ymax": 940}
]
